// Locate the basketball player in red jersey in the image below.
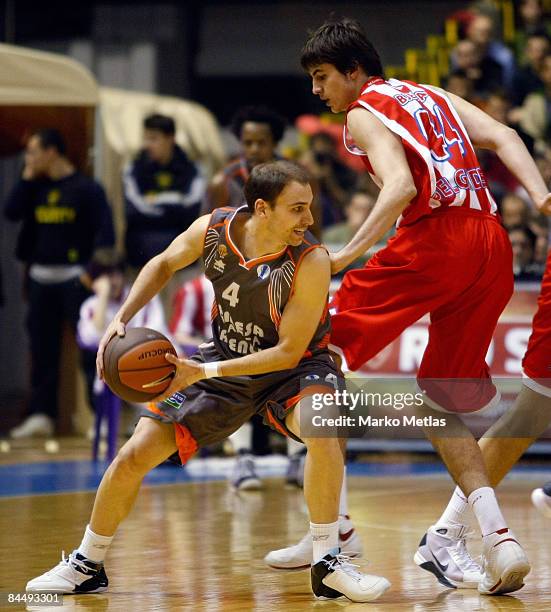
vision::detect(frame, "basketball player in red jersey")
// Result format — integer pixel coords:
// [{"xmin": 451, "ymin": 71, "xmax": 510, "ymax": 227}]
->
[{"xmin": 294, "ymin": 18, "xmax": 551, "ymax": 595}]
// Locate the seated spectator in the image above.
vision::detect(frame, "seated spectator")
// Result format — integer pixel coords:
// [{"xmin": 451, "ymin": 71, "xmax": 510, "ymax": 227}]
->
[
  {"xmin": 509, "ymin": 225, "xmax": 543, "ymax": 281},
  {"xmin": 465, "ymin": 11, "xmax": 516, "ymax": 90},
  {"xmin": 445, "ymin": 69, "xmax": 476, "ymax": 102},
  {"xmin": 204, "ymin": 106, "xmax": 286, "ymax": 212},
  {"xmin": 78, "ymin": 261, "xmax": 169, "ymax": 415},
  {"xmin": 124, "ymin": 114, "xmax": 206, "ymax": 268},
  {"xmin": 300, "ymin": 132, "xmax": 358, "ymax": 227},
  {"xmin": 169, "ymin": 273, "xmax": 214, "ymax": 353},
  {"xmin": 477, "ymin": 93, "xmax": 532, "ymax": 201},
  {"xmin": 514, "ymin": 0, "xmax": 551, "ymax": 58},
  {"xmin": 451, "ymin": 39, "xmax": 503, "ymax": 98},
  {"xmin": 511, "ymin": 32, "xmax": 550, "ymax": 106},
  {"xmin": 511, "ymin": 53, "xmax": 551, "ymax": 152},
  {"xmin": 501, "ymin": 193, "xmax": 530, "ymax": 230}
]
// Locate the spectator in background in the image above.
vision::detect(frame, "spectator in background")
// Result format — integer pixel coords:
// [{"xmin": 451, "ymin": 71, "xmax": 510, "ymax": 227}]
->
[
  {"xmin": 509, "ymin": 225, "xmax": 542, "ymax": 281},
  {"xmin": 511, "ymin": 53, "xmax": 551, "ymax": 152},
  {"xmin": 451, "ymin": 39, "xmax": 503, "ymax": 98},
  {"xmin": 78, "ymin": 260, "xmax": 168, "ymax": 422},
  {"xmin": 124, "ymin": 114, "xmax": 206, "ymax": 269},
  {"xmin": 323, "ymin": 190, "xmax": 375, "ymax": 247},
  {"xmin": 514, "ymin": 0, "xmax": 551, "ymax": 58},
  {"xmin": 204, "ymin": 106, "xmax": 286, "ymax": 212},
  {"xmin": 500, "ymin": 193, "xmax": 530, "ymax": 230},
  {"xmin": 170, "ymin": 273, "xmax": 214, "ymax": 353},
  {"xmin": 4, "ymin": 129, "xmax": 115, "ymax": 438},
  {"xmin": 300, "ymin": 132, "xmax": 358, "ymax": 227},
  {"xmin": 445, "ymin": 69, "xmax": 476, "ymax": 102},
  {"xmin": 465, "ymin": 11, "xmax": 516, "ymax": 90},
  {"xmin": 477, "ymin": 92, "xmax": 532, "ymax": 201},
  {"xmin": 511, "ymin": 32, "xmax": 550, "ymax": 106}
]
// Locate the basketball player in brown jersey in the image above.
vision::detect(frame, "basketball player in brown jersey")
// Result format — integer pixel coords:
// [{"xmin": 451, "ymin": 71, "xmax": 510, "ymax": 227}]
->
[{"xmin": 26, "ymin": 161, "xmax": 390, "ymax": 603}]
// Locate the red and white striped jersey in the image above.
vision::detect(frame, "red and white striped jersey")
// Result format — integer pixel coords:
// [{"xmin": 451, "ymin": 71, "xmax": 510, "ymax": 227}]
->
[
  {"xmin": 344, "ymin": 77, "xmax": 498, "ymax": 227},
  {"xmin": 170, "ymin": 275, "xmax": 215, "ymax": 340}
]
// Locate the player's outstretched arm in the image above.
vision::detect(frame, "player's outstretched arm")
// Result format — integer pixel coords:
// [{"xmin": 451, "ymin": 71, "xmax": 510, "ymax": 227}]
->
[
  {"xmin": 96, "ymin": 214, "xmax": 210, "ymax": 379},
  {"xmin": 443, "ymin": 90, "xmax": 551, "ymax": 215},
  {"xmin": 156, "ymin": 248, "xmax": 331, "ymax": 398},
  {"xmin": 330, "ymin": 108, "xmax": 417, "ymax": 273}
]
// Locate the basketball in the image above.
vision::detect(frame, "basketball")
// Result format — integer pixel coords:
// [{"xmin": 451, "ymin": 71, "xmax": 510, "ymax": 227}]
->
[{"xmin": 103, "ymin": 327, "xmax": 177, "ymax": 403}]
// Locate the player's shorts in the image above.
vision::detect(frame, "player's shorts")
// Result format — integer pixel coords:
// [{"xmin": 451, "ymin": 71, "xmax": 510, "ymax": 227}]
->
[
  {"xmin": 522, "ymin": 248, "xmax": 551, "ymax": 398},
  {"xmin": 330, "ymin": 211, "xmax": 513, "ymax": 414},
  {"xmin": 144, "ymin": 342, "xmax": 342, "ymax": 464}
]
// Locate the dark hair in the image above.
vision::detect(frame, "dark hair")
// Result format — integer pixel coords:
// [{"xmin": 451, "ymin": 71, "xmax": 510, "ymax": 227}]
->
[
  {"xmin": 300, "ymin": 18, "xmax": 383, "ymax": 77},
  {"xmin": 231, "ymin": 106, "xmax": 287, "ymax": 144},
  {"xmin": 244, "ymin": 160, "xmax": 310, "ymax": 213},
  {"xmin": 32, "ymin": 129, "xmax": 66, "ymax": 155},
  {"xmin": 143, "ymin": 113, "xmax": 176, "ymax": 136}
]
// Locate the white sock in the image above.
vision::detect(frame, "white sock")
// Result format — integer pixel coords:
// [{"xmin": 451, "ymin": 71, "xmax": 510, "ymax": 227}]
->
[
  {"xmin": 286, "ymin": 436, "xmax": 303, "ymax": 455},
  {"xmin": 437, "ymin": 486, "xmax": 469, "ymax": 526},
  {"xmin": 310, "ymin": 520, "xmax": 339, "ymax": 563},
  {"xmin": 338, "ymin": 467, "xmax": 349, "ymax": 518},
  {"xmin": 229, "ymin": 422, "xmax": 252, "ymax": 454},
  {"xmin": 78, "ymin": 524, "xmax": 114, "ymax": 563},
  {"xmin": 468, "ymin": 487, "xmax": 508, "ymax": 537}
]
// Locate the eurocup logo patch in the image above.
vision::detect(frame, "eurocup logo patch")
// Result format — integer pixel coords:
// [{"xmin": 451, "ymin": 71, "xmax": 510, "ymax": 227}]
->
[{"xmin": 257, "ymin": 264, "xmax": 271, "ymax": 279}]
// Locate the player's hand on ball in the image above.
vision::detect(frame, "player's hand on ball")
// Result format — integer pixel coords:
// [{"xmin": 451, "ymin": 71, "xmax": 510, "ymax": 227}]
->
[
  {"xmin": 97, "ymin": 319, "xmax": 126, "ymax": 380},
  {"xmin": 153, "ymin": 354, "xmax": 204, "ymax": 401}
]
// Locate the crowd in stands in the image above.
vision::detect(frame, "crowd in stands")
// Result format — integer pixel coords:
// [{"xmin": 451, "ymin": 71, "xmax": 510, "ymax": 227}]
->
[{"xmin": 3, "ymin": 0, "xmax": 551, "ymax": 485}]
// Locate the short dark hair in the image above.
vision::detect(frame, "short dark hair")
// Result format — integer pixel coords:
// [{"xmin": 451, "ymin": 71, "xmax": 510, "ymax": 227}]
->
[
  {"xmin": 300, "ymin": 18, "xmax": 384, "ymax": 77},
  {"xmin": 231, "ymin": 106, "xmax": 287, "ymax": 144},
  {"xmin": 244, "ymin": 160, "xmax": 310, "ymax": 213},
  {"xmin": 32, "ymin": 129, "xmax": 66, "ymax": 155},
  {"xmin": 143, "ymin": 114, "xmax": 175, "ymax": 136}
]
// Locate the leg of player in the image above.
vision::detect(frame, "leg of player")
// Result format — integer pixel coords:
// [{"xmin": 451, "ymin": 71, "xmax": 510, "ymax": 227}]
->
[
  {"xmin": 26, "ymin": 417, "xmax": 178, "ymax": 594},
  {"xmin": 417, "ymin": 386, "xmax": 551, "ymax": 589},
  {"xmin": 416, "ymin": 404, "xmax": 530, "ymax": 596},
  {"xmin": 283, "ymin": 401, "xmax": 390, "ymax": 603}
]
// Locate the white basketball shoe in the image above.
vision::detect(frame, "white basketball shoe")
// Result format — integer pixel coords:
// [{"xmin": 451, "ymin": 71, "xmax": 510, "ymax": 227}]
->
[
  {"xmin": 264, "ymin": 515, "xmax": 363, "ymax": 570},
  {"xmin": 478, "ymin": 529, "xmax": 530, "ymax": 595}
]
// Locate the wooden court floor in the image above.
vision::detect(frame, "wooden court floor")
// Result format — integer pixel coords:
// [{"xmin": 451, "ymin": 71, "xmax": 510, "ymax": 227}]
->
[{"xmin": 2, "ymin": 475, "xmax": 551, "ymax": 611}]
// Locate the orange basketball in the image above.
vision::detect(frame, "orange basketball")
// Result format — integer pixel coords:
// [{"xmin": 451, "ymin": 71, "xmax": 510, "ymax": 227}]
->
[{"xmin": 103, "ymin": 327, "xmax": 177, "ymax": 402}]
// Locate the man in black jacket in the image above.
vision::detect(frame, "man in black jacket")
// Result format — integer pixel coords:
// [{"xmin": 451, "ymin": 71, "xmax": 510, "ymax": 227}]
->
[
  {"xmin": 123, "ymin": 114, "xmax": 206, "ymax": 268},
  {"xmin": 4, "ymin": 129, "xmax": 115, "ymax": 438}
]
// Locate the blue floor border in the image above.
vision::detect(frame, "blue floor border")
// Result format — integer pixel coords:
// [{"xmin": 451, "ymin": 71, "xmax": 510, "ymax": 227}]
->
[{"xmin": 0, "ymin": 458, "xmax": 550, "ymax": 498}]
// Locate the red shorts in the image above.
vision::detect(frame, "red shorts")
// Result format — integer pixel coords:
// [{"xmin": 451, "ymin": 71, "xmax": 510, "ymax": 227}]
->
[
  {"xmin": 522, "ymin": 248, "xmax": 551, "ymax": 398},
  {"xmin": 330, "ymin": 211, "xmax": 513, "ymax": 413}
]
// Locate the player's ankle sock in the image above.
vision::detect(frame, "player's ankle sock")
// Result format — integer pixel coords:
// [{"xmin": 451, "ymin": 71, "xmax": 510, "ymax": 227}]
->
[
  {"xmin": 77, "ymin": 524, "xmax": 114, "ymax": 564},
  {"xmin": 468, "ymin": 487, "xmax": 508, "ymax": 536},
  {"xmin": 338, "ymin": 467, "xmax": 349, "ymax": 518},
  {"xmin": 310, "ymin": 520, "xmax": 339, "ymax": 563},
  {"xmin": 436, "ymin": 486, "xmax": 469, "ymax": 526},
  {"xmin": 229, "ymin": 422, "xmax": 252, "ymax": 454}
]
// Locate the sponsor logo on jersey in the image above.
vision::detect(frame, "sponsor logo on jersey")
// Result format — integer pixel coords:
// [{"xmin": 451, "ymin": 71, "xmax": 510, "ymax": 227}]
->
[
  {"xmin": 218, "ymin": 244, "xmax": 228, "ymax": 258},
  {"xmin": 214, "ymin": 259, "xmax": 226, "ymax": 273},
  {"xmin": 257, "ymin": 263, "xmax": 271, "ymax": 279},
  {"xmin": 162, "ymin": 391, "xmax": 186, "ymax": 411}
]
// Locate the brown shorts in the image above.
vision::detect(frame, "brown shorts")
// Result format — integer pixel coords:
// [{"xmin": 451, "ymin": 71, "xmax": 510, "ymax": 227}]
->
[{"xmin": 144, "ymin": 342, "xmax": 342, "ymax": 463}]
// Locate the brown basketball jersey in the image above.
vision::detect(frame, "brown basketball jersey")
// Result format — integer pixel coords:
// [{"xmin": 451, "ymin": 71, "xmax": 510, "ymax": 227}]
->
[{"xmin": 203, "ymin": 206, "xmax": 331, "ymax": 360}]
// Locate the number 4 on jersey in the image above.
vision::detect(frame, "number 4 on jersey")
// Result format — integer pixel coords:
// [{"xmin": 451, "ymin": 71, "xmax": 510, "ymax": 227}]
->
[
  {"xmin": 222, "ymin": 281, "xmax": 240, "ymax": 308},
  {"xmin": 414, "ymin": 104, "xmax": 465, "ymax": 162}
]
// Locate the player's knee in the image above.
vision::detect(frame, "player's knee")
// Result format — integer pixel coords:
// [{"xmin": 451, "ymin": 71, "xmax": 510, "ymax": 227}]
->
[{"xmin": 111, "ymin": 443, "xmax": 151, "ymax": 480}]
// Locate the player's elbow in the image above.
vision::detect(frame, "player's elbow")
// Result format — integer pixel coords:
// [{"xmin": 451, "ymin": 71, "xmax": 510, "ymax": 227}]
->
[
  {"xmin": 493, "ymin": 124, "xmax": 520, "ymax": 151},
  {"xmin": 395, "ymin": 178, "xmax": 417, "ymax": 205}
]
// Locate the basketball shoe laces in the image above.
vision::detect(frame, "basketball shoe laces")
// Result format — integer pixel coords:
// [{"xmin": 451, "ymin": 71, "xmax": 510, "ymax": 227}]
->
[
  {"xmin": 323, "ymin": 553, "xmax": 365, "ymax": 581},
  {"xmin": 48, "ymin": 551, "xmax": 94, "ymax": 578},
  {"xmin": 448, "ymin": 529, "xmax": 481, "ymax": 574}
]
